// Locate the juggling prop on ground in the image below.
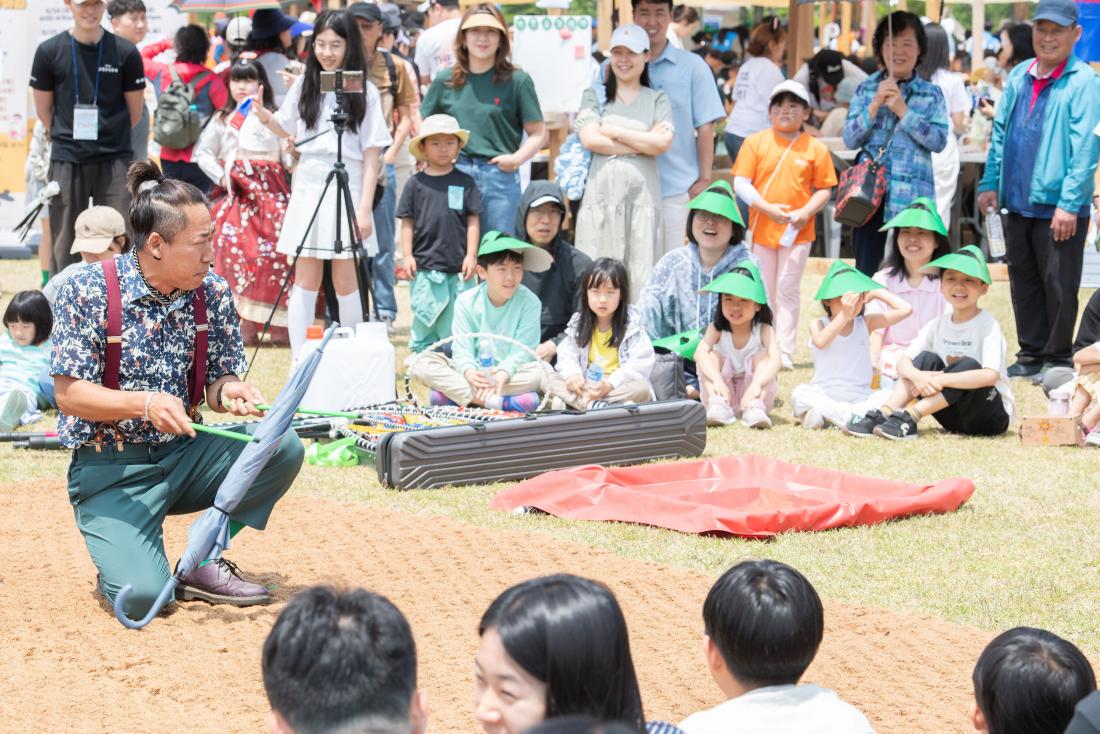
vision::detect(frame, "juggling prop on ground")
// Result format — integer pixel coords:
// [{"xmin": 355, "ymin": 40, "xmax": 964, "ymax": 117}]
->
[{"xmin": 492, "ymin": 454, "xmax": 975, "ymax": 538}]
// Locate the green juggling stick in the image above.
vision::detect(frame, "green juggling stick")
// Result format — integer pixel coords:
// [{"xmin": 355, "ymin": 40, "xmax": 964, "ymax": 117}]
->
[
  {"xmin": 256, "ymin": 404, "xmax": 359, "ymax": 419},
  {"xmin": 190, "ymin": 422, "xmax": 259, "ymax": 443}
]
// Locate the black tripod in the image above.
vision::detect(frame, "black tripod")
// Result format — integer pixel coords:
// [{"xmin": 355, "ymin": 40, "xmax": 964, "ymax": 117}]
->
[{"xmin": 248, "ymin": 83, "xmax": 378, "ymax": 375}]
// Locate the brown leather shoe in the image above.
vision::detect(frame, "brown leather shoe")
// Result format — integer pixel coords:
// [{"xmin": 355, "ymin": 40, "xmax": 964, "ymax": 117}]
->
[{"xmin": 176, "ymin": 558, "xmax": 272, "ymax": 606}]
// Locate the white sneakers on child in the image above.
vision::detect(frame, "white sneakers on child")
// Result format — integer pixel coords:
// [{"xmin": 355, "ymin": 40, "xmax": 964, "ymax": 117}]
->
[
  {"xmin": 800, "ymin": 407, "xmax": 825, "ymax": 430},
  {"xmin": 1086, "ymin": 428, "xmax": 1100, "ymax": 448},
  {"xmin": 0, "ymin": 391, "xmax": 28, "ymax": 433},
  {"xmin": 780, "ymin": 353, "xmax": 794, "ymax": 371},
  {"xmin": 706, "ymin": 402, "xmax": 736, "ymax": 427},
  {"xmin": 741, "ymin": 400, "xmax": 772, "ymax": 429}
]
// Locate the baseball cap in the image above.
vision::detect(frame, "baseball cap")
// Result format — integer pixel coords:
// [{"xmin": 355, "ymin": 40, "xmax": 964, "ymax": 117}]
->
[
  {"xmin": 609, "ymin": 24, "xmax": 649, "ymax": 54},
  {"xmin": 1034, "ymin": 0, "xmax": 1078, "ymax": 26},
  {"xmin": 770, "ymin": 79, "xmax": 812, "ymax": 106},
  {"xmin": 225, "ymin": 16, "xmax": 252, "ymax": 47},
  {"xmin": 417, "ymin": 0, "xmax": 459, "ymax": 13},
  {"xmin": 347, "ymin": 2, "xmax": 382, "ymax": 24},
  {"xmin": 812, "ymin": 49, "xmax": 846, "ymax": 86},
  {"xmin": 528, "ymin": 194, "xmax": 564, "ymax": 210},
  {"xmin": 379, "ymin": 3, "xmax": 402, "ymax": 32},
  {"xmin": 71, "ymin": 206, "xmax": 126, "ymax": 255}
]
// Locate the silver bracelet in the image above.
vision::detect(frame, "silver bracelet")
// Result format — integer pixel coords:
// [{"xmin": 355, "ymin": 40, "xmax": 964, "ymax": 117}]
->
[{"xmin": 143, "ymin": 393, "xmax": 154, "ymax": 423}]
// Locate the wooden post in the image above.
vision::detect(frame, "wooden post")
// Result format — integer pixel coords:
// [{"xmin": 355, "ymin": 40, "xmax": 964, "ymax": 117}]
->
[
  {"xmin": 1015, "ymin": 2, "xmax": 1030, "ymax": 21},
  {"xmin": 819, "ymin": 3, "xmax": 829, "ymax": 50},
  {"xmin": 926, "ymin": 0, "xmax": 942, "ymax": 23},
  {"xmin": 598, "ymin": 0, "xmax": 612, "ymax": 52},
  {"xmin": 839, "ymin": 1, "xmax": 853, "ymax": 54},
  {"xmin": 789, "ymin": 0, "xmax": 815, "ymax": 73},
  {"xmin": 861, "ymin": 0, "xmax": 875, "ymax": 58},
  {"xmin": 972, "ymin": 0, "xmax": 985, "ymax": 70}
]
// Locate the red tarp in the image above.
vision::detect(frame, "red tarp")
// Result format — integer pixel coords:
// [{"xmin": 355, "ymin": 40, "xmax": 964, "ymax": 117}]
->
[{"xmin": 491, "ymin": 455, "xmax": 975, "ymax": 538}]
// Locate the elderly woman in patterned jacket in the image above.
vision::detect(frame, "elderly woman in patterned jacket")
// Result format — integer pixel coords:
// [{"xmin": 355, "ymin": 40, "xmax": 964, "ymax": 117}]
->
[{"xmin": 50, "ymin": 161, "xmax": 304, "ymax": 621}]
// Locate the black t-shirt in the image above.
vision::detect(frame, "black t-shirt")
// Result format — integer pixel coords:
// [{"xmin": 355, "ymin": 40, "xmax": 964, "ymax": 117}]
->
[
  {"xmin": 30, "ymin": 30, "xmax": 146, "ymax": 163},
  {"xmin": 1073, "ymin": 289, "xmax": 1100, "ymax": 354},
  {"xmin": 396, "ymin": 169, "xmax": 482, "ymax": 273}
]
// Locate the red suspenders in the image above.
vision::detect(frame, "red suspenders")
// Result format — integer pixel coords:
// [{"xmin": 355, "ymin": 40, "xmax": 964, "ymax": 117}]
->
[{"xmin": 101, "ymin": 257, "xmax": 208, "ymax": 415}]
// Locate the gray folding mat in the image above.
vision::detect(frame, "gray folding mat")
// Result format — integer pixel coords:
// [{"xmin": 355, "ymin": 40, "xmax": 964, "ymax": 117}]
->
[{"xmin": 375, "ymin": 399, "xmax": 708, "ymax": 490}]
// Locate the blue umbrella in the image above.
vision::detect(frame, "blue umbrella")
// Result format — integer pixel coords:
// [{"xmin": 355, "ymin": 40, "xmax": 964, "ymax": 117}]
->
[{"xmin": 113, "ymin": 325, "xmax": 338, "ymax": 629}]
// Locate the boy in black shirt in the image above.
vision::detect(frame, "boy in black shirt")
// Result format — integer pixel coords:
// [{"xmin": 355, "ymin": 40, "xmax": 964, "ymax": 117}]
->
[
  {"xmin": 30, "ymin": 0, "xmax": 145, "ymax": 274},
  {"xmin": 398, "ymin": 114, "xmax": 481, "ymax": 352}
]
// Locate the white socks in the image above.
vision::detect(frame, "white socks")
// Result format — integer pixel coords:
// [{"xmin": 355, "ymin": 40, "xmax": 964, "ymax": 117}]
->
[
  {"xmin": 288, "ymin": 285, "xmax": 319, "ymax": 356},
  {"xmin": 336, "ymin": 291, "xmax": 363, "ymax": 329}
]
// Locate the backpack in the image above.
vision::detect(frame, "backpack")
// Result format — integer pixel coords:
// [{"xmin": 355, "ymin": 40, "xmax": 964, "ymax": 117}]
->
[
  {"xmin": 553, "ymin": 83, "xmax": 606, "ymax": 202},
  {"xmin": 153, "ymin": 65, "xmax": 213, "ymax": 149}
]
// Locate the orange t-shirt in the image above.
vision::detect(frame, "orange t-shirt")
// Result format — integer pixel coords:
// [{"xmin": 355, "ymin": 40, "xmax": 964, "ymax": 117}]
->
[{"xmin": 731, "ymin": 129, "xmax": 838, "ymax": 249}]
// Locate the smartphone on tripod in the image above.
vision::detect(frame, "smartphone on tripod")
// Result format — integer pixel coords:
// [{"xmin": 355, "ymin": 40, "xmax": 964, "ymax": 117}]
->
[{"xmin": 319, "ymin": 70, "xmax": 365, "ymax": 95}]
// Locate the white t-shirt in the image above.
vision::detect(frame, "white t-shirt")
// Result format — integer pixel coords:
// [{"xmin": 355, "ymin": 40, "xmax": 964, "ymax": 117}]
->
[
  {"xmin": 679, "ymin": 684, "xmax": 875, "ymax": 734},
  {"xmin": 274, "ymin": 77, "xmax": 392, "ymax": 160},
  {"xmin": 414, "ymin": 17, "xmax": 461, "ymax": 82},
  {"xmin": 904, "ymin": 309, "xmax": 1015, "ymax": 419},
  {"xmin": 931, "ymin": 69, "xmax": 971, "ymax": 117},
  {"xmin": 726, "ymin": 56, "xmax": 785, "ymax": 138}
]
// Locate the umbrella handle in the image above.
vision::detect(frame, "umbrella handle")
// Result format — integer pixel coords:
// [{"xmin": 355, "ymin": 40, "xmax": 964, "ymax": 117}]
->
[{"xmin": 113, "ymin": 577, "xmax": 181, "ymax": 630}]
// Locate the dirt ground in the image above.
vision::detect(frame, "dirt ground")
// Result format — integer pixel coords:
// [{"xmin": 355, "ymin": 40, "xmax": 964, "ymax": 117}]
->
[{"xmin": 2, "ymin": 479, "xmax": 991, "ymax": 733}]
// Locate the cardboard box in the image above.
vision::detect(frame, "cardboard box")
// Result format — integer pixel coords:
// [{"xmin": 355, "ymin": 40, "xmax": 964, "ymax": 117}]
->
[{"xmin": 1020, "ymin": 415, "xmax": 1085, "ymax": 447}]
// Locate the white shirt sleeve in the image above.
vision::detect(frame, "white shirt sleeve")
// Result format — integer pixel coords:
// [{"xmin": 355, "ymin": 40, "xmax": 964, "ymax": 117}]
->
[
  {"xmin": 904, "ymin": 318, "xmax": 936, "ymax": 360},
  {"xmin": 980, "ymin": 314, "xmax": 1007, "ymax": 373},
  {"xmin": 360, "ymin": 82, "xmax": 394, "ymax": 153},
  {"xmin": 756, "ymin": 60, "xmax": 785, "ymax": 102},
  {"xmin": 193, "ymin": 116, "xmax": 228, "ymax": 185},
  {"xmin": 274, "ymin": 76, "xmax": 303, "ymax": 137},
  {"xmin": 733, "ymin": 176, "xmax": 761, "ymax": 206}
]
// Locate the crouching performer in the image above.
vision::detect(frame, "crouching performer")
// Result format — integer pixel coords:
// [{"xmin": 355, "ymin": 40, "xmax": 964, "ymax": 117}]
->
[{"xmin": 52, "ymin": 162, "xmax": 304, "ymax": 619}]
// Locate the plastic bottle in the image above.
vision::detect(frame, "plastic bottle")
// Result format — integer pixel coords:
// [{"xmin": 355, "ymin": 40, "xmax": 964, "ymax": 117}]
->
[
  {"xmin": 1048, "ymin": 390, "xmax": 1070, "ymax": 417},
  {"xmin": 779, "ymin": 223, "xmax": 799, "ymax": 248},
  {"xmin": 585, "ymin": 359, "xmax": 605, "ymax": 390},
  {"xmin": 986, "ymin": 207, "xmax": 1007, "ymax": 259},
  {"xmin": 478, "ymin": 339, "xmax": 495, "ymax": 381}
]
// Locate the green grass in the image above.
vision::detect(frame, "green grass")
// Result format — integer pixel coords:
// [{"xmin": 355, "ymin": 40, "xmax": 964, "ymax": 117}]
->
[{"xmin": 7, "ymin": 257, "xmax": 1099, "ymax": 656}]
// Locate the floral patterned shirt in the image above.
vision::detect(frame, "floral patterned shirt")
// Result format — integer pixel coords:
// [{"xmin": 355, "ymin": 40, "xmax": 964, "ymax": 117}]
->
[{"xmin": 50, "ymin": 253, "xmax": 247, "ymax": 448}]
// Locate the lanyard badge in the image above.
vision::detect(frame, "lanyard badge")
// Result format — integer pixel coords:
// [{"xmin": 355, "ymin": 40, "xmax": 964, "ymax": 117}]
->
[{"xmin": 71, "ymin": 35, "xmax": 104, "ymax": 141}]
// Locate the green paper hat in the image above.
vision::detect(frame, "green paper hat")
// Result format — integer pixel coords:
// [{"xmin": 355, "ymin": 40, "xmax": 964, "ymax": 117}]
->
[
  {"xmin": 652, "ymin": 328, "xmax": 705, "ymax": 361},
  {"xmin": 813, "ymin": 260, "xmax": 882, "ymax": 300},
  {"xmin": 477, "ymin": 231, "xmax": 552, "ymax": 273},
  {"xmin": 924, "ymin": 244, "xmax": 991, "ymax": 285},
  {"xmin": 880, "ymin": 197, "xmax": 948, "ymax": 236},
  {"xmin": 686, "ymin": 180, "xmax": 745, "ymax": 227},
  {"xmin": 701, "ymin": 261, "xmax": 769, "ymax": 305}
]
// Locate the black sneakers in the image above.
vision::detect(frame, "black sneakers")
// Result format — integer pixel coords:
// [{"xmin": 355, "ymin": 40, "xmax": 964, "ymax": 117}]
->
[
  {"xmin": 874, "ymin": 410, "xmax": 920, "ymax": 440},
  {"xmin": 844, "ymin": 408, "xmax": 888, "ymax": 437}
]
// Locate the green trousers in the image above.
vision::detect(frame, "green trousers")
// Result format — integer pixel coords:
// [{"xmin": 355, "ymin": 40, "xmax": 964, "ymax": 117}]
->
[{"xmin": 67, "ymin": 426, "xmax": 304, "ymax": 619}]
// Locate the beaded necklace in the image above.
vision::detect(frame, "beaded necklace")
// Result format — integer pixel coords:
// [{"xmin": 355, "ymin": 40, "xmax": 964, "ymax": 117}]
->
[{"xmin": 132, "ymin": 252, "xmax": 185, "ymax": 305}]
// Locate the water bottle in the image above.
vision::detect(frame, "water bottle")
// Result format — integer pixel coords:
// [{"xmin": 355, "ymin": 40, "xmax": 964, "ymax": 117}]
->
[
  {"xmin": 1048, "ymin": 390, "xmax": 1070, "ymax": 417},
  {"xmin": 585, "ymin": 359, "xmax": 605, "ymax": 390},
  {"xmin": 986, "ymin": 207, "xmax": 1007, "ymax": 259},
  {"xmin": 477, "ymin": 339, "xmax": 495, "ymax": 381},
  {"xmin": 779, "ymin": 223, "xmax": 799, "ymax": 248}
]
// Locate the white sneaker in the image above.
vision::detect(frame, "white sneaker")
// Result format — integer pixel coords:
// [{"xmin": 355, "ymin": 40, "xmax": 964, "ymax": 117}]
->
[
  {"xmin": 800, "ymin": 408, "xmax": 824, "ymax": 430},
  {"xmin": 780, "ymin": 353, "xmax": 794, "ymax": 370},
  {"xmin": 741, "ymin": 400, "xmax": 772, "ymax": 429},
  {"xmin": 1086, "ymin": 428, "xmax": 1100, "ymax": 448},
  {"xmin": 706, "ymin": 402, "xmax": 736, "ymax": 427},
  {"xmin": 0, "ymin": 391, "xmax": 28, "ymax": 432}
]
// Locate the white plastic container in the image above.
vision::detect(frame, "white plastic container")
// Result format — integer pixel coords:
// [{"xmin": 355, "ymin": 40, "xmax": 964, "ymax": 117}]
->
[{"xmin": 295, "ymin": 322, "xmax": 396, "ymax": 410}]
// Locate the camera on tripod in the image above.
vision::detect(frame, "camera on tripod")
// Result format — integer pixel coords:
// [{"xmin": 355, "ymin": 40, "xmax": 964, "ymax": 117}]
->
[{"xmin": 320, "ymin": 70, "xmax": 365, "ymax": 95}]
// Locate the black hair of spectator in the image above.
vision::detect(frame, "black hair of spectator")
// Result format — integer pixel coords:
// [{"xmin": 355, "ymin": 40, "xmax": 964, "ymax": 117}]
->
[
  {"xmin": 973, "ymin": 627, "xmax": 1095, "ymax": 734},
  {"xmin": 713, "ymin": 274, "xmax": 773, "ymax": 330},
  {"xmin": 479, "ymin": 574, "xmax": 646, "ymax": 730},
  {"xmin": 477, "ymin": 247, "xmax": 526, "ymax": 270},
  {"xmin": 673, "ymin": 5, "xmax": 698, "ymax": 23},
  {"xmin": 575, "ymin": 258, "xmax": 630, "ymax": 350},
  {"xmin": 604, "ymin": 58, "xmax": 652, "ymax": 102},
  {"xmin": 631, "ymin": 0, "xmax": 673, "ymax": 11},
  {"xmin": 174, "ymin": 24, "xmax": 211, "ymax": 65},
  {"xmin": 685, "ymin": 186, "xmax": 745, "ymax": 248},
  {"xmin": 127, "ymin": 161, "xmax": 207, "ymax": 252},
  {"xmin": 524, "ymin": 717, "xmax": 641, "ymax": 734},
  {"xmin": 1002, "ymin": 23, "xmax": 1036, "ymax": 69},
  {"xmin": 218, "ymin": 56, "xmax": 275, "ymax": 119},
  {"xmin": 4, "ymin": 291, "xmax": 53, "ymax": 346},
  {"xmin": 871, "ymin": 11, "xmax": 926, "ymax": 72},
  {"xmin": 703, "ymin": 559, "xmax": 823, "ymax": 687},
  {"xmin": 858, "ymin": 55, "xmax": 882, "ymax": 75},
  {"xmin": 917, "ymin": 22, "xmax": 951, "ymax": 80},
  {"xmin": 263, "ymin": 586, "xmax": 418, "ymax": 734},
  {"xmin": 107, "ymin": 0, "xmax": 146, "ymax": 18}
]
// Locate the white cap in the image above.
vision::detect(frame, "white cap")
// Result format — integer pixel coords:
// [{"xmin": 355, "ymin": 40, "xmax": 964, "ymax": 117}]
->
[
  {"xmin": 769, "ymin": 79, "xmax": 812, "ymax": 106},
  {"xmin": 609, "ymin": 24, "xmax": 649, "ymax": 54},
  {"xmin": 529, "ymin": 194, "xmax": 563, "ymax": 209},
  {"xmin": 226, "ymin": 16, "xmax": 252, "ymax": 46}
]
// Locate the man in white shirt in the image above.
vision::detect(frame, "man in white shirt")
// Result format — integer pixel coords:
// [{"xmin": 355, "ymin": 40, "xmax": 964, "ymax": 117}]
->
[
  {"xmin": 414, "ymin": 0, "xmax": 462, "ymax": 85},
  {"xmin": 679, "ymin": 559, "xmax": 875, "ymax": 734}
]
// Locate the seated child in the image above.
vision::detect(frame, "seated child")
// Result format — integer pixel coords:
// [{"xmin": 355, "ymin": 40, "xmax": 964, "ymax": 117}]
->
[
  {"xmin": 398, "ymin": 114, "xmax": 482, "ymax": 352},
  {"xmin": 410, "ymin": 232, "xmax": 554, "ymax": 413},
  {"xmin": 639, "ymin": 180, "xmax": 750, "ymax": 396},
  {"xmin": 845, "ymin": 246, "xmax": 1015, "ymax": 440},
  {"xmin": 556, "ymin": 258, "xmax": 655, "ymax": 410},
  {"xmin": 694, "ymin": 262, "xmax": 780, "ymax": 429},
  {"xmin": 971, "ymin": 627, "xmax": 1095, "ymax": 734},
  {"xmin": 732, "ymin": 80, "xmax": 837, "ymax": 369},
  {"xmin": 792, "ymin": 261, "xmax": 912, "ymax": 430},
  {"xmin": 1043, "ymin": 289, "xmax": 1100, "ymax": 396},
  {"xmin": 0, "ymin": 291, "xmax": 53, "ymax": 431},
  {"xmin": 870, "ymin": 198, "xmax": 950, "ymax": 388},
  {"xmin": 679, "ymin": 559, "xmax": 874, "ymax": 734},
  {"xmin": 1063, "ymin": 342, "xmax": 1100, "ymax": 446}
]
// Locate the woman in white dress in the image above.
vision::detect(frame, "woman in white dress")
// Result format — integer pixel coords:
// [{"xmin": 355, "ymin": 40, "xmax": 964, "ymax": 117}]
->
[
  {"xmin": 253, "ymin": 9, "xmax": 391, "ymax": 355},
  {"xmin": 918, "ymin": 23, "xmax": 971, "ymax": 230}
]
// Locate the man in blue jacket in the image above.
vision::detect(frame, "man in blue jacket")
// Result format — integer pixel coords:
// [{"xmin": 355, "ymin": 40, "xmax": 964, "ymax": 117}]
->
[{"xmin": 979, "ymin": 0, "xmax": 1100, "ymax": 380}]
